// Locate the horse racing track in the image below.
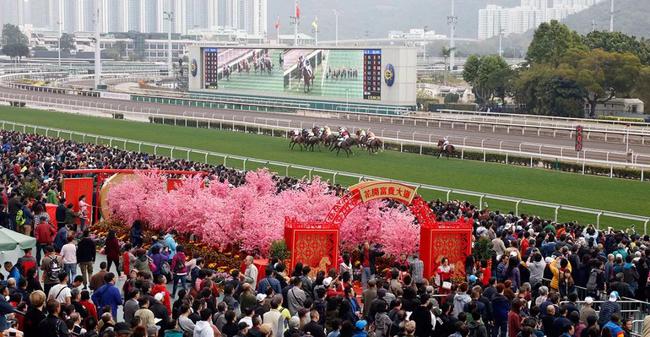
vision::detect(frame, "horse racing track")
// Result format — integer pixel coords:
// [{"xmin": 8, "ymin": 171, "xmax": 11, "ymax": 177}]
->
[{"xmin": 0, "ymin": 106, "xmax": 648, "ymax": 227}]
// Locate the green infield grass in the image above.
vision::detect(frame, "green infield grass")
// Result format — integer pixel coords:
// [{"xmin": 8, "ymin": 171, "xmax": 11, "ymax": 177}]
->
[{"xmin": 0, "ymin": 106, "xmax": 648, "ymax": 229}]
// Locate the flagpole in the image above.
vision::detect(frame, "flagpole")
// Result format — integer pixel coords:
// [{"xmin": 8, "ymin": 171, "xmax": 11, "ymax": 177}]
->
[{"xmin": 294, "ymin": 0, "xmax": 299, "ymax": 46}]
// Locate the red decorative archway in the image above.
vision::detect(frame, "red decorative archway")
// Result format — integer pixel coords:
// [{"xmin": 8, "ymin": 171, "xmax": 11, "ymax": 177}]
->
[{"xmin": 284, "ymin": 181, "xmax": 473, "ymax": 280}]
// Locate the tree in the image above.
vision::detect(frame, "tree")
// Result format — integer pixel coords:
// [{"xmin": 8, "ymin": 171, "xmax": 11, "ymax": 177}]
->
[
  {"xmin": 440, "ymin": 46, "xmax": 455, "ymax": 85},
  {"xmin": 561, "ymin": 48, "xmax": 642, "ymax": 117},
  {"xmin": 1, "ymin": 24, "xmax": 29, "ymax": 60},
  {"xmin": 632, "ymin": 66, "xmax": 650, "ymax": 113},
  {"xmin": 583, "ymin": 31, "xmax": 650, "ymax": 65},
  {"xmin": 59, "ymin": 33, "xmax": 75, "ymax": 53},
  {"xmin": 462, "ymin": 54, "xmax": 512, "ymax": 105},
  {"xmin": 526, "ymin": 20, "xmax": 585, "ymax": 67},
  {"xmin": 514, "ymin": 65, "xmax": 586, "ymax": 117}
]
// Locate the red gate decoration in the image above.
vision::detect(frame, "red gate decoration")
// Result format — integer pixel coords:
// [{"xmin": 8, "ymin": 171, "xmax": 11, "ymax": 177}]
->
[
  {"xmin": 284, "ymin": 219, "xmax": 340, "ymax": 277},
  {"xmin": 167, "ymin": 178, "xmax": 184, "ymax": 191},
  {"xmin": 420, "ymin": 218, "xmax": 473, "ymax": 280},
  {"xmin": 62, "ymin": 169, "xmax": 207, "ymax": 225},
  {"xmin": 284, "ymin": 181, "xmax": 473, "ymax": 280},
  {"xmin": 62, "ymin": 177, "xmax": 95, "ymax": 226}
]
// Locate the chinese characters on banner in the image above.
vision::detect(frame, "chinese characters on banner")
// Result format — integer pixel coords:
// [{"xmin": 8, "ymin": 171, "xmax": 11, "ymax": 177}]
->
[{"xmin": 357, "ymin": 182, "xmax": 416, "ymax": 204}]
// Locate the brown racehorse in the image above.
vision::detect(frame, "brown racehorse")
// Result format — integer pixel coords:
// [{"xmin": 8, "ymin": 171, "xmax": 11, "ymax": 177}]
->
[
  {"xmin": 288, "ymin": 130, "xmax": 305, "ymax": 150},
  {"xmin": 437, "ymin": 139, "xmax": 455, "ymax": 158},
  {"xmin": 331, "ymin": 137, "xmax": 358, "ymax": 157},
  {"xmin": 366, "ymin": 138, "xmax": 383, "ymax": 154}
]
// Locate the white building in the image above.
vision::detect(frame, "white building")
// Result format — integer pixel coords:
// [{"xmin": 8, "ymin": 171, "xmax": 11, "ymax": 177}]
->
[
  {"xmin": 9, "ymin": 0, "xmax": 265, "ymax": 37},
  {"xmin": 478, "ymin": 0, "xmax": 605, "ymax": 39}
]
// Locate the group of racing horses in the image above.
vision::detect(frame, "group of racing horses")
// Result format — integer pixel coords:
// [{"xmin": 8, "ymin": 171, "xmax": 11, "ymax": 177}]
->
[
  {"xmin": 288, "ymin": 127, "xmax": 383, "ymax": 156},
  {"xmin": 288, "ymin": 126, "xmax": 457, "ymax": 158}
]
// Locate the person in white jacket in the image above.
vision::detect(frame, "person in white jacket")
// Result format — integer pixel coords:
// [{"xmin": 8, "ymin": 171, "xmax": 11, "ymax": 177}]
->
[{"xmin": 194, "ymin": 309, "xmax": 216, "ymax": 337}]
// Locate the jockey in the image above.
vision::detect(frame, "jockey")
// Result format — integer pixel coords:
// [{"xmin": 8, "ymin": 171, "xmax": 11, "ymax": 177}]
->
[
  {"xmin": 443, "ymin": 137, "xmax": 450, "ymax": 151},
  {"xmin": 367, "ymin": 131, "xmax": 376, "ymax": 141},
  {"xmin": 338, "ymin": 127, "xmax": 350, "ymax": 139}
]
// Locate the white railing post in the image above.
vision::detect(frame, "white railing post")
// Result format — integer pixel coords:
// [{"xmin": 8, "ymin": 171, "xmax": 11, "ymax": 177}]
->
[
  {"xmin": 554, "ymin": 206, "xmax": 561, "ymax": 222},
  {"xmin": 596, "ymin": 212, "xmax": 603, "ymax": 230},
  {"xmin": 446, "ymin": 189, "xmax": 452, "ymax": 201}
]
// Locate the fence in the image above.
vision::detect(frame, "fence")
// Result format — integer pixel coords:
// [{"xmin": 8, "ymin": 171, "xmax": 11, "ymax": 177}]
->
[
  {"xmin": 3, "ymin": 92, "xmax": 650, "ymax": 180},
  {"xmin": 0, "ymin": 118, "xmax": 647, "ymax": 233},
  {"xmin": 439, "ymin": 109, "xmax": 650, "ymax": 130}
]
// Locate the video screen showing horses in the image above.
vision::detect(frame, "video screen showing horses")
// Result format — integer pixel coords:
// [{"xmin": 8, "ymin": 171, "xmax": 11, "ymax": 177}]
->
[{"xmin": 201, "ymin": 47, "xmax": 373, "ymax": 100}]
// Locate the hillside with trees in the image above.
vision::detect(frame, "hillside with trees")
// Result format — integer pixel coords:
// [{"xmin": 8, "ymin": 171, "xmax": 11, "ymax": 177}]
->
[{"xmin": 463, "ymin": 21, "xmax": 650, "ymax": 116}]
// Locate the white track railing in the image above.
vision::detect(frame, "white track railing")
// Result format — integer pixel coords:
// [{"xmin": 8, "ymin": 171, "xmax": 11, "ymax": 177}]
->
[
  {"xmin": 3, "ymin": 92, "xmax": 650, "ymax": 173},
  {"xmin": 0, "ymin": 119, "xmax": 647, "ymax": 233},
  {"xmin": 4, "ymin": 74, "xmax": 650, "ymax": 141}
]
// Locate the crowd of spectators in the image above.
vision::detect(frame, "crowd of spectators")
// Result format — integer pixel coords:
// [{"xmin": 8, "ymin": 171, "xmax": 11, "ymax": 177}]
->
[{"xmin": 0, "ymin": 130, "xmax": 648, "ymax": 337}]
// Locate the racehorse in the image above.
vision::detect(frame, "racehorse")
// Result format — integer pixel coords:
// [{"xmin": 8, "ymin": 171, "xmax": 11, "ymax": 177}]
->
[
  {"xmin": 288, "ymin": 130, "xmax": 305, "ymax": 150},
  {"xmin": 322, "ymin": 126, "xmax": 339, "ymax": 147},
  {"xmin": 437, "ymin": 139, "xmax": 455, "ymax": 158},
  {"xmin": 331, "ymin": 137, "xmax": 358, "ymax": 157},
  {"xmin": 303, "ymin": 135, "xmax": 322, "ymax": 152},
  {"xmin": 302, "ymin": 66, "xmax": 314, "ymax": 93},
  {"xmin": 366, "ymin": 137, "xmax": 383, "ymax": 154}
]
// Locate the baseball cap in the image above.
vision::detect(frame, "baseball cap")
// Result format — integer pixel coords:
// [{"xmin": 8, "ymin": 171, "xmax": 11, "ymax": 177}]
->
[
  {"xmin": 609, "ymin": 291, "xmax": 619, "ymax": 302},
  {"xmin": 468, "ymin": 275, "xmax": 478, "ymax": 283},
  {"xmin": 584, "ymin": 296, "xmax": 593, "ymax": 304},
  {"xmin": 323, "ymin": 277, "xmax": 333, "ymax": 287},
  {"xmin": 256, "ymin": 294, "xmax": 266, "ymax": 302},
  {"xmin": 355, "ymin": 320, "xmax": 368, "ymax": 330}
]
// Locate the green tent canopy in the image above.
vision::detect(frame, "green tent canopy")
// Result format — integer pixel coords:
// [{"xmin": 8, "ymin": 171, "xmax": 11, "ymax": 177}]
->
[{"xmin": 0, "ymin": 228, "xmax": 36, "ymax": 251}]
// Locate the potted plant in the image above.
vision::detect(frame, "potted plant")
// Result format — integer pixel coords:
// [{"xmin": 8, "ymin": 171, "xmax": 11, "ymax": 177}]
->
[{"xmin": 472, "ymin": 236, "xmax": 494, "ymax": 266}]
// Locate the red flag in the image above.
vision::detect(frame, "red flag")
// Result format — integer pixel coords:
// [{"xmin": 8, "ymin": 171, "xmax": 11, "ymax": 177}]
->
[
  {"xmin": 295, "ymin": 1, "xmax": 300, "ymax": 19},
  {"xmin": 275, "ymin": 16, "xmax": 280, "ymax": 29}
]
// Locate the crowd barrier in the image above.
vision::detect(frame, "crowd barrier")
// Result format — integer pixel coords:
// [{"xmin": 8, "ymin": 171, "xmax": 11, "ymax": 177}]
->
[{"xmin": 0, "ymin": 119, "xmax": 647, "ymax": 234}]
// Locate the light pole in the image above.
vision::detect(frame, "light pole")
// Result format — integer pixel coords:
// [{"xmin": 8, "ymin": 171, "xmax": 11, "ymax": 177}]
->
[
  {"xmin": 333, "ymin": 9, "xmax": 339, "ymax": 46},
  {"xmin": 164, "ymin": 11, "xmax": 174, "ymax": 76},
  {"xmin": 57, "ymin": 0, "xmax": 62, "ymax": 68},
  {"xmin": 498, "ymin": 27, "xmax": 505, "ymax": 57},
  {"xmin": 94, "ymin": 0, "xmax": 102, "ymax": 90},
  {"xmin": 447, "ymin": 0, "xmax": 457, "ymax": 70},
  {"xmin": 422, "ymin": 25, "xmax": 428, "ymax": 65}
]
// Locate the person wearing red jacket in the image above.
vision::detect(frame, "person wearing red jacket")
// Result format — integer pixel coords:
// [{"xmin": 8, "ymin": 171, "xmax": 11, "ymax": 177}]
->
[
  {"xmin": 170, "ymin": 245, "xmax": 188, "ymax": 299},
  {"xmin": 34, "ymin": 216, "xmax": 56, "ymax": 265},
  {"xmin": 151, "ymin": 274, "xmax": 171, "ymax": 315}
]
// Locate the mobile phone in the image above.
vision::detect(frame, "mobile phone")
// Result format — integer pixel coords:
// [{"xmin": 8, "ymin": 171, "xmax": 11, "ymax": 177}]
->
[{"xmin": 9, "ymin": 331, "xmax": 16, "ymax": 337}]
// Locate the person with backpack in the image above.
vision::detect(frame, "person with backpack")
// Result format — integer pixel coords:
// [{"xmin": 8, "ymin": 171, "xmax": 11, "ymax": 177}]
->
[
  {"xmin": 41, "ymin": 246, "xmax": 63, "ymax": 295},
  {"xmin": 467, "ymin": 311, "xmax": 488, "ymax": 337},
  {"xmin": 16, "ymin": 248, "xmax": 37, "ymax": 279},
  {"xmin": 76, "ymin": 230, "xmax": 96, "ymax": 288},
  {"xmin": 48, "ymin": 272, "xmax": 71, "ymax": 305},
  {"xmin": 17, "ymin": 202, "xmax": 34, "ymax": 236},
  {"xmin": 35, "ymin": 216, "xmax": 57, "ymax": 265},
  {"xmin": 170, "ymin": 245, "xmax": 189, "ymax": 299},
  {"xmin": 586, "ymin": 261, "xmax": 606, "ymax": 298}
]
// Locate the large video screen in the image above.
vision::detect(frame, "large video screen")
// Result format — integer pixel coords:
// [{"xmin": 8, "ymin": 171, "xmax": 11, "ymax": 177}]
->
[{"xmin": 201, "ymin": 47, "xmax": 382, "ymax": 100}]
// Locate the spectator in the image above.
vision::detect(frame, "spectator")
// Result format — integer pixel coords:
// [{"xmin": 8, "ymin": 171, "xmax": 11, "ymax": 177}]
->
[
  {"xmin": 60, "ymin": 236, "xmax": 77, "ymax": 283},
  {"xmin": 76, "ymin": 230, "xmax": 96, "ymax": 287},
  {"xmin": 47, "ymin": 272, "xmax": 71, "ymax": 305},
  {"xmin": 603, "ymin": 314, "xmax": 625, "ymax": 337},
  {"xmin": 37, "ymin": 299, "xmax": 70, "ymax": 337},
  {"xmin": 170, "ymin": 245, "xmax": 188, "ymax": 299},
  {"xmin": 598, "ymin": 292, "xmax": 622, "ymax": 328},
  {"xmin": 91, "ymin": 273, "xmax": 121, "ymax": 319},
  {"xmin": 23, "ymin": 290, "xmax": 46, "ymax": 337},
  {"xmin": 89, "ymin": 262, "xmax": 108, "ymax": 292},
  {"xmin": 34, "ymin": 217, "xmax": 56, "ymax": 264},
  {"xmin": 243, "ymin": 256, "xmax": 258, "ymax": 290},
  {"xmin": 104, "ymin": 230, "xmax": 121, "ymax": 277}
]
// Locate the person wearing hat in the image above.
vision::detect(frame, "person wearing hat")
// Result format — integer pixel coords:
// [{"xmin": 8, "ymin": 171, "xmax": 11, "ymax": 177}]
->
[
  {"xmin": 580, "ymin": 297, "xmax": 597, "ymax": 325},
  {"xmin": 284, "ymin": 317, "xmax": 301, "ymax": 337},
  {"xmin": 303, "ymin": 310, "xmax": 326, "ymax": 337},
  {"xmin": 352, "ymin": 320, "xmax": 368, "ymax": 337},
  {"xmin": 598, "ymin": 291, "xmax": 622, "ymax": 328}
]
